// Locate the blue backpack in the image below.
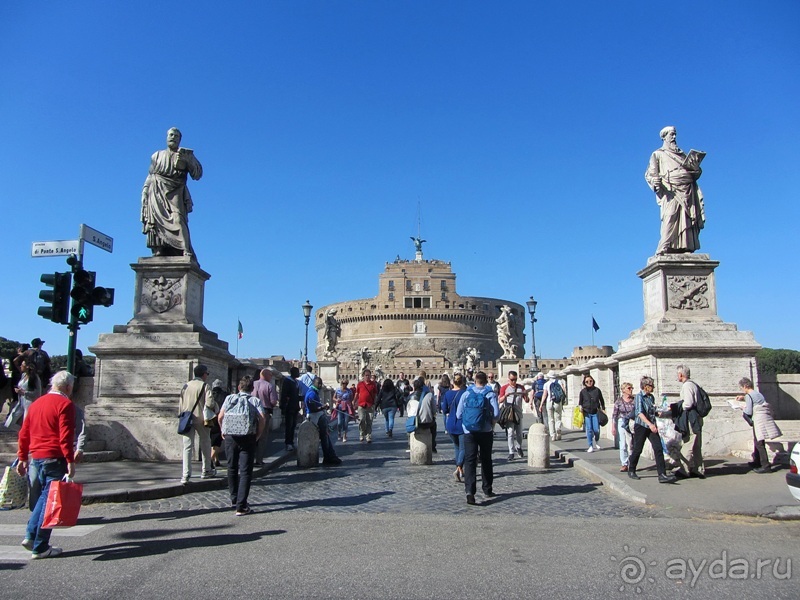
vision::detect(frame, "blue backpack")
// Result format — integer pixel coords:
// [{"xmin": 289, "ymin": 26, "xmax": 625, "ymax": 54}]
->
[
  {"xmin": 549, "ymin": 381, "xmax": 565, "ymax": 404},
  {"xmin": 461, "ymin": 387, "xmax": 491, "ymax": 432}
]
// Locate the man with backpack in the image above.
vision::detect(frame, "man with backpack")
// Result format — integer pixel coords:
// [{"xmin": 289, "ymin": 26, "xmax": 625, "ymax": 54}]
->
[
  {"xmin": 455, "ymin": 371, "xmax": 500, "ymax": 505},
  {"xmin": 539, "ymin": 371, "xmax": 566, "ymax": 441},
  {"xmin": 670, "ymin": 365, "xmax": 706, "ymax": 479},
  {"xmin": 219, "ymin": 376, "xmax": 266, "ymax": 515},
  {"xmin": 14, "ymin": 339, "xmax": 51, "ymax": 391},
  {"xmin": 530, "ymin": 372, "xmax": 546, "ymax": 423}
]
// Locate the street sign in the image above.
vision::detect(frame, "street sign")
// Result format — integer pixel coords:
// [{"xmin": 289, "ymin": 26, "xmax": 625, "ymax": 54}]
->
[
  {"xmin": 31, "ymin": 240, "xmax": 81, "ymax": 258},
  {"xmin": 80, "ymin": 224, "xmax": 113, "ymax": 253}
]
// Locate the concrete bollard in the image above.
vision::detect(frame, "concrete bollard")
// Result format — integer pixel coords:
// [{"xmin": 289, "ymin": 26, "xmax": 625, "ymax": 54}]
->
[
  {"xmin": 528, "ymin": 422, "xmax": 550, "ymax": 468},
  {"xmin": 410, "ymin": 428, "xmax": 433, "ymax": 465},
  {"xmin": 297, "ymin": 420, "xmax": 320, "ymax": 468}
]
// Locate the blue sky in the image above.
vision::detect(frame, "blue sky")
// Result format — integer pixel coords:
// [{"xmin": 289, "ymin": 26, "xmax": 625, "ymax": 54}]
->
[{"xmin": 1, "ymin": 2, "xmax": 797, "ymax": 362}]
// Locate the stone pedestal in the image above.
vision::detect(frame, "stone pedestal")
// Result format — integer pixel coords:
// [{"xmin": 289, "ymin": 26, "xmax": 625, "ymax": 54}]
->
[
  {"xmin": 497, "ymin": 359, "xmax": 519, "ymax": 381},
  {"xmin": 528, "ymin": 423, "xmax": 550, "ymax": 468},
  {"xmin": 296, "ymin": 420, "xmax": 320, "ymax": 467},
  {"xmin": 614, "ymin": 254, "xmax": 760, "ymax": 453},
  {"xmin": 317, "ymin": 360, "xmax": 340, "ymax": 388},
  {"xmin": 409, "ymin": 428, "xmax": 433, "ymax": 465},
  {"xmin": 88, "ymin": 256, "xmax": 234, "ymax": 460}
]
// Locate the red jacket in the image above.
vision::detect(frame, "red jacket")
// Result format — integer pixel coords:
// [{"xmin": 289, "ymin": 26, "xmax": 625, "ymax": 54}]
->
[
  {"xmin": 17, "ymin": 392, "xmax": 76, "ymax": 463},
  {"xmin": 355, "ymin": 380, "xmax": 378, "ymax": 408}
]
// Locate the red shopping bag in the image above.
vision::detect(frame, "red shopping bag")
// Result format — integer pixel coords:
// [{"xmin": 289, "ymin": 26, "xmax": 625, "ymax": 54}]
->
[{"xmin": 41, "ymin": 478, "xmax": 83, "ymax": 529}]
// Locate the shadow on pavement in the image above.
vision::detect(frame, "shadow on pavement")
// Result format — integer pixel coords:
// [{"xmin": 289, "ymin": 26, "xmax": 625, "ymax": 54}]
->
[
  {"xmin": 251, "ymin": 490, "xmax": 395, "ymax": 513},
  {"xmin": 70, "ymin": 529, "xmax": 286, "ymax": 561}
]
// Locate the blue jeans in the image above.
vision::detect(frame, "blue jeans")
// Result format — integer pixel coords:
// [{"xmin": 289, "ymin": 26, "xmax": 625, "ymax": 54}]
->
[
  {"xmin": 585, "ymin": 413, "xmax": 600, "ymax": 446},
  {"xmin": 450, "ymin": 433, "xmax": 465, "ymax": 467},
  {"xmin": 382, "ymin": 408, "xmax": 397, "ymax": 433},
  {"xmin": 26, "ymin": 458, "xmax": 68, "ymax": 554},
  {"xmin": 337, "ymin": 411, "xmax": 349, "ymax": 437}
]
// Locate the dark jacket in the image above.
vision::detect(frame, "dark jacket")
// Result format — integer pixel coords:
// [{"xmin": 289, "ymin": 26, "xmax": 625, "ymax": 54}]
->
[
  {"xmin": 670, "ymin": 402, "xmax": 703, "ymax": 438},
  {"xmin": 279, "ymin": 377, "xmax": 301, "ymax": 414},
  {"xmin": 376, "ymin": 388, "xmax": 401, "ymax": 410},
  {"xmin": 579, "ymin": 386, "xmax": 606, "ymax": 414}
]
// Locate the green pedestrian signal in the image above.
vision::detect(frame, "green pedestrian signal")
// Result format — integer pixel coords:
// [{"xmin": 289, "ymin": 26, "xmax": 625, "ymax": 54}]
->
[{"xmin": 70, "ymin": 268, "xmax": 96, "ymax": 324}]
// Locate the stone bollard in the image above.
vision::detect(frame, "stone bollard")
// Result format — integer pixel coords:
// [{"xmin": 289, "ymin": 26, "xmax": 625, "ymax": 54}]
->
[
  {"xmin": 528, "ymin": 422, "xmax": 550, "ymax": 468},
  {"xmin": 297, "ymin": 420, "xmax": 320, "ymax": 468},
  {"xmin": 409, "ymin": 428, "xmax": 433, "ymax": 465}
]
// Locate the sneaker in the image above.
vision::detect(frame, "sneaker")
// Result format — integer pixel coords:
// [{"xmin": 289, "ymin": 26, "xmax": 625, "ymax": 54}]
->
[
  {"xmin": 342, "ymin": 437, "xmax": 347, "ymax": 443},
  {"xmin": 235, "ymin": 506, "xmax": 253, "ymax": 516},
  {"xmin": 550, "ymin": 436, "xmax": 556, "ymax": 442},
  {"xmin": 517, "ymin": 448, "xmax": 524, "ymax": 458},
  {"xmin": 180, "ymin": 478, "xmax": 190, "ymax": 485},
  {"xmin": 593, "ymin": 443, "xmax": 601, "ymax": 451},
  {"xmin": 658, "ymin": 473, "xmax": 677, "ymax": 484},
  {"xmin": 366, "ymin": 437, "xmax": 372, "ymax": 444},
  {"xmin": 587, "ymin": 447, "xmax": 594, "ymax": 453},
  {"xmin": 628, "ymin": 471, "xmax": 640, "ymax": 480},
  {"xmin": 507, "ymin": 454, "xmax": 515, "ymax": 461},
  {"xmin": 753, "ymin": 467, "xmax": 771, "ymax": 474},
  {"xmin": 466, "ymin": 494, "xmax": 476, "ymax": 505},
  {"xmin": 484, "ymin": 490, "xmax": 496, "ymax": 498},
  {"xmin": 32, "ymin": 546, "xmax": 62, "ymax": 559},
  {"xmin": 200, "ymin": 469, "xmax": 217, "ymax": 479},
  {"xmin": 21, "ymin": 538, "xmax": 33, "ymax": 551},
  {"xmin": 360, "ymin": 436, "xmax": 365, "ymax": 442}
]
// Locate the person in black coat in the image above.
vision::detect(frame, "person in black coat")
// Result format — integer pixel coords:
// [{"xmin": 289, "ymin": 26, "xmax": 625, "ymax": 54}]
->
[{"xmin": 578, "ymin": 375, "xmax": 606, "ymax": 452}]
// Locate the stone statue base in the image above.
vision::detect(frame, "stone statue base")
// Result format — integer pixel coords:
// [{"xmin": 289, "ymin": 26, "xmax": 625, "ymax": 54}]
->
[
  {"xmin": 497, "ymin": 358, "xmax": 520, "ymax": 381},
  {"xmin": 317, "ymin": 360, "xmax": 340, "ymax": 388},
  {"xmin": 87, "ymin": 256, "xmax": 234, "ymax": 460},
  {"xmin": 614, "ymin": 253, "xmax": 760, "ymax": 455}
]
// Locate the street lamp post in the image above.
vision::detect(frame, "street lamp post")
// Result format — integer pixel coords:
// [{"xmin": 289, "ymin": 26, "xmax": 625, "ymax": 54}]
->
[
  {"xmin": 526, "ymin": 296, "xmax": 538, "ymax": 376},
  {"xmin": 302, "ymin": 300, "xmax": 313, "ymax": 371}
]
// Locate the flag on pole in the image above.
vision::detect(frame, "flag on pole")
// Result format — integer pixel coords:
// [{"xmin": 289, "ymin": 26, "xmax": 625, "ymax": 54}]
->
[
  {"xmin": 237, "ymin": 319, "xmax": 244, "ymax": 339},
  {"xmin": 592, "ymin": 316, "xmax": 600, "ymax": 332}
]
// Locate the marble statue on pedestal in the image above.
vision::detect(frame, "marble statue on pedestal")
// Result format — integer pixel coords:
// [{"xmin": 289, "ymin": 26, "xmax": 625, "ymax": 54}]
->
[
  {"xmin": 496, "ymin": 305, "xmax": 521, "ymax": 359},
  {"xmin": 141, "ymin": 128, "xmax": 203, "ymax": 259},
  {"xmin": 645, "ymin": 126, "xmax": 705, "ymax": 255},
  {"xmin": 323, "ymin": 309, "xmax": 341, "ymax": 357}
]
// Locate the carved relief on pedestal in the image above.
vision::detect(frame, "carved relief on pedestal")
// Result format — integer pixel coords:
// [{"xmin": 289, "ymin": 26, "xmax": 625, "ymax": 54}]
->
[
  {"xmin": 667, "ymin": 275, "xmax": 710, "ymax": 310},
  {"xmin": 141, "ymin": 276, "xmax": 183, "ymax": 314}
]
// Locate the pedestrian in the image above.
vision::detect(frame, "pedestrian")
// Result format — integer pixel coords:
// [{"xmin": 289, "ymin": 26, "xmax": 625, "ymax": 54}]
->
[
  {"xmin": 218, "ymin": 376, "xmax": 266, "ymax": 515},
  {"xmin": 539, "ymin": 371, "xmax": 566, "ymax": 441},
  {"xmin": 8, "ymin": 359, "xmax": 42, "ymax": 426},
  {"xmin": 579, "ymin": 375, "xmax": 606, "ymax": 452},
  {"xmin": 456, "ymin": 371, "xmax": 500, "ymax": 505},
  {"xmin": 299, "ymin": 365, "xmax": 315, "ymax": 390},
  {"xmin": 14, "ymin": 338, "xmax": 52, "ymax": 392},
  {"xmin": 498, "ymin": 371, "xmax": 525, "ymax": 461},
  {"xmin": 376, "ymin": 378, "xmax": 401, "ymax": 438},
  {"xmin": 441, "ymin": 373, "xmax": 467, "ymax": 482},
  {"xmin": 304, "ymin": 377, "xmax": 342, "ymax": 465},
  {"xmin": 486, "ymin": 373, "xmax": 500, "ymax": 396},
  {"xmin": 669, "ymin": 365, "xmax": 705, "ymax": 479},
  {"xmin": 333, "ymin": 379, "xmax": 355, "ymax": 442},
  {"xmin": 736, "ymin": 376, "xmax": 781, "ymax": 474},
  {"xmin": 627, "ymin": 376, "xmax": 676, "ymax": 483},
  {"xmin": 355, "ymin": 368, "xmax": 378, "ymax": 443},
  {"xmin": 530, "ymin": 372, "xmax": 546, "ymax": 423},
  {"xmin": 73, "ymin": 349, "xmax": 94, "ymax": 378},
  {"xmin": 611, "ymin": 382, "xmax": 636, "ymax": 472},
  {"xmin": 208, "ymin": 379, "xmax": 226, "ymax": 467},
  {"xmin": 178, "ymin": 364, "xmax": 215, "ymax": 484},
  {"xmin": 279, "ymin": 366, "xmax": 302, "ymax": 451},
  {"xmin": 252, "ymin": 368, "xmax": 278, "ymax": 463},
  {"xmin": 16, "ymin": 370, "xmax": 77, "ymax": 558}
]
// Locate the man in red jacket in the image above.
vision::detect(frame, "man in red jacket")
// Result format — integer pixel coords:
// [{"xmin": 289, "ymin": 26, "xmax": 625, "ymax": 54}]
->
[
  {"xmin": 355, "ymin": 369, "xmax": 378, "ymax": 443},
  {"xmin": 16, "ymin": 370, "xmax": 77, "ymax": 559}
]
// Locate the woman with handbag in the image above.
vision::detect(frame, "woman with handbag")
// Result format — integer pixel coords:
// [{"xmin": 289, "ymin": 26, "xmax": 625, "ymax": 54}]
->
[
  {"xmin": 627, "ymin": 376, "xmax": 676, "ymax": 483},
  {"xmin": 498, "ymin": 371, "xmax": 525, "ymax": 461},
  {"xmin": 376, "ymin": 378, "xmax": 401, "ymax": 438},
  {"xmin": 611, "ymin": 382, "xmax": 636, "ymax": 472},
  {"xmin": 578, "ymin": 375, "xmax": 605, "ymax": 452},
  {"xmin": 333, "ymin": 379, "xmax": 355, "ymax": 442},
  {"xmin": 736, "ymin": 377, "xmax": 781, "ymax": 473},
  {"xmin": 10, "ymin": 360, "xmax": 42, "ymax": 424}
]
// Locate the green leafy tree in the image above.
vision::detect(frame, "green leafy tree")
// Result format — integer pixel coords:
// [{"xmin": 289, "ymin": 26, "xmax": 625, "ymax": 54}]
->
[{"xmin": 757, "ymin": 348, "xmax": 800, "ymax": 375}]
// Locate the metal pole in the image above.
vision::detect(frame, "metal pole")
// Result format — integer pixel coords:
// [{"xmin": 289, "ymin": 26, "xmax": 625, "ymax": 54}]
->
[
  {"xmin": 302, "ymin": 319, "xmax": 309, "ymax": 371},
  {"xmin": 531, "ymin": 314, "xmax": 538, "ymax": 373}
]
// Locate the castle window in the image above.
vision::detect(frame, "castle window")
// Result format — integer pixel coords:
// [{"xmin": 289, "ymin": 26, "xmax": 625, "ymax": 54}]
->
[
  {"xmin": 423, "ymin": 280, "xmax": 430, "ymax": 291},
  {"xmin": 388, "ymin": 280, "xmax": 395, "ymax": 291},
  {"xmin": 441, "ymin": 292, "xmax": 446, "ymax": 301},
  {"xmin": 406, "ymin": 280, "xmax": 412, "ymax": 291},
  {"xmin": 388, "ymin": 292, "xmax": 394, "ymax": 301},
  {"xmin": 440, "ymin": 280, "xmax": 447, "ymax": 290}
]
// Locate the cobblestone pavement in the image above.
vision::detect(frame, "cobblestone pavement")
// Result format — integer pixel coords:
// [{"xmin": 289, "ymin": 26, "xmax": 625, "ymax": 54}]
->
[{"xmin": 97, "ymin": 429, "xmax": 668, "ymax": 518}]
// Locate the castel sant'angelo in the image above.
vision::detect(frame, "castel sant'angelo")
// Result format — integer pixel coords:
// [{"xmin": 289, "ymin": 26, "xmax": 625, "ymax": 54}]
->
[{"xmin": 314, "ymin": 240, "xmax": 526, "ymax": 382}]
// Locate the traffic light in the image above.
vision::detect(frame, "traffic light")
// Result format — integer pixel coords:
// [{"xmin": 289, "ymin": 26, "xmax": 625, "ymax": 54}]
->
[
  {"xmin": 70, "ymin": 268, "xmax": 115, "ymax": 325},
  {"xmin": 37, "ymin": 272, "xmax": 71, "ymax": 324}
]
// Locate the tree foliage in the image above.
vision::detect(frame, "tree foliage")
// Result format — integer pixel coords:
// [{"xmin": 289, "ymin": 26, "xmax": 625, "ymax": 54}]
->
[{"xmin": 757, "ymin": 348, "xmax": 800, "ymax": 375}]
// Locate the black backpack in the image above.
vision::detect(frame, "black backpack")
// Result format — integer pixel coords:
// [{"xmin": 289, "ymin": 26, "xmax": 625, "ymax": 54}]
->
[{"xmin": 694, "ymin": 385, "xmax": 712, "ymax": 417}]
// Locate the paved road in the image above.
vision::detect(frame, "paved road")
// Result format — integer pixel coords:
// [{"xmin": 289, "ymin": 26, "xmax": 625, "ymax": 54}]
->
[{"xmin": 1, "ymin": 430, "xmax": 797, "ymax": 599}]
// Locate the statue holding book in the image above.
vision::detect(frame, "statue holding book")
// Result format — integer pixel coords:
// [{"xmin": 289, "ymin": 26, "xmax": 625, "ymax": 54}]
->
[
  {"xmin": 645, "ymin": 126, "xmax": 706, "ymax": 255},
  {"xmin": 141, "ymin": 127, "xmax": 203, "ymax": 259}
]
